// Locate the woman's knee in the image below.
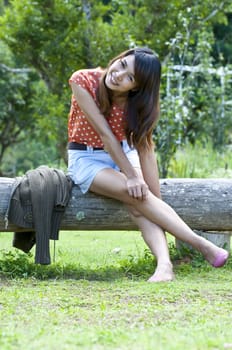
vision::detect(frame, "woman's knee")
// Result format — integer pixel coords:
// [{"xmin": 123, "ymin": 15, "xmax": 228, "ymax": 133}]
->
[{"xmin": 126, "ymin": 204, "xmax": 143, "ymax": 218}]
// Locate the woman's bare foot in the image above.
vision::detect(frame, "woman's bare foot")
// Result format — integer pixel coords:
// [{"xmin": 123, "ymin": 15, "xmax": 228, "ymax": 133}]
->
[
  {"xmin": 199, "ymin": 238, "xmax": 229, "ymax": 267},
  {"xmin": 205, "ymin": 247, "xmax": 229, "ymax": 268},
  {"xmin": 148, "ymin": 262, "xmax": 175, "ymax": 282}
]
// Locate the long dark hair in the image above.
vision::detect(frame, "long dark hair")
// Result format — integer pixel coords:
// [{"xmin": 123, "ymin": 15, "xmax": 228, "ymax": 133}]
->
[{"xmin": 96, "ymin": 47, "xmax": 161, "ymax": 150}]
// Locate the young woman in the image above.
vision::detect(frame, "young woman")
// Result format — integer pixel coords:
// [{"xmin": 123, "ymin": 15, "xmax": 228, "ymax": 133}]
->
[{"xmin": 67, "ymin": 47, "xmax": 229, "ymax": 282}]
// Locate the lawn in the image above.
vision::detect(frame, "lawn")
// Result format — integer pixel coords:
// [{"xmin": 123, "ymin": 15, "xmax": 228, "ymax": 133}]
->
[
  {"xmin": 0, "ymin": 230, "xmax": 232, "ymax": 350},
  {"xmin": 1, "ymin": 141, "xmax": 231, "ymax": 349}
]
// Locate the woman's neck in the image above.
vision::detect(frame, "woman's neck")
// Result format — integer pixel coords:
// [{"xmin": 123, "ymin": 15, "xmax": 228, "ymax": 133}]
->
[
  {"xmin": 103, "ymin": 74, "xmax": 128, "ymax": 108},
  {"xmin": 110, "ymin": 91, "xmax": 128, "ymax": 108}
]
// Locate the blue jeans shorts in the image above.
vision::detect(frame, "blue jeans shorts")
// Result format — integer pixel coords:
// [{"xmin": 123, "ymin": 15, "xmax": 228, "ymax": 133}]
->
[{"xmin": 67, "ymin": 140, "xmax": 141, "ymax": 193}]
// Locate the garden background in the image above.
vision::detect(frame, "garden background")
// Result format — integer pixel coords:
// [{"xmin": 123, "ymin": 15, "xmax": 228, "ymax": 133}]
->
[{"xmin": 0, "ymin": 1, "xmax": 232, "ymax": 349}]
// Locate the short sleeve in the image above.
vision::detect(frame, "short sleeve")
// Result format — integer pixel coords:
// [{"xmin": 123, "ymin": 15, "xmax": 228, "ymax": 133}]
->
[{"xmin": 69, "ymin": 70, "xmax": 90, "ymax": 91}]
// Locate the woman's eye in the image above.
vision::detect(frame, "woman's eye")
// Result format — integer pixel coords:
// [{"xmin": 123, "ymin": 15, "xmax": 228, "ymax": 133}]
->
[{"xmin": 120, "ymin": 59, "xmax": 126, "ymax": 68}]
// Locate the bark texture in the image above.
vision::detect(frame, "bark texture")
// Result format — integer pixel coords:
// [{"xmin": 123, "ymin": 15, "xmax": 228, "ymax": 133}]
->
[{"xmin": 0, "ymin": 177, "xmax": 232, "ymax": 233}]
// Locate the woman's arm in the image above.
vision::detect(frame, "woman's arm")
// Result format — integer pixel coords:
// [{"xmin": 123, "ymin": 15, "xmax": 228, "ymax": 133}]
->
[
  {"xmin": 70, "ymin": 82, "xmax": 148, "ymax": 198},
  {"xmin": 138, "ymin": 145, "xmax": 161, "ymax": 199}
]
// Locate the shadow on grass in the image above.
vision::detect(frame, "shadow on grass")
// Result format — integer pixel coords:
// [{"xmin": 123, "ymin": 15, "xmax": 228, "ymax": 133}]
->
[
  {"xmin": 0, "ymin": 249, "xmax": 156, "ymax": 281},
  {"xmin": 0, "ymin": 245, "xmax": 231, "ymax": 281}
]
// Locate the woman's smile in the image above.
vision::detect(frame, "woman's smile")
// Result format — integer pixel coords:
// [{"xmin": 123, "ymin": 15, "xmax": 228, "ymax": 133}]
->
[
  {"xmin": 105, "ymin": 55, "xmax": 137, "ymax": 92},
  {"xmin": 110, "ymin": 71, "xmax": 119, "ymax": 86}
]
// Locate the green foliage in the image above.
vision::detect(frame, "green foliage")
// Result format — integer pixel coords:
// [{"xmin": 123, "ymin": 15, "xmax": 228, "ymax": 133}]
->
[
  {"xmin": 0, "ymin": 42, "xmax": 39, "ymax": 173},
  {"xmin": 156, "ymin": 21, "xmax": 232, "ymax": 176},
  {"xmin": 0, "ymin": 250, "xmax": 34, "ymax": 278},
  {"xmin": 0, "ymin": 0, "xmax": 87, "ymax": 167},
  {"xmin": 0, "ymin": 242, "xmax": 229, "ymax": 280},
  {"xmin": 168, "ymin": 141, "xmax": 232, "ymax": 178},
  {"xmin": 0, "ymin": 0, "xmax": 86, "ymax": 91},
  {"xmin": 118, "ymin": 248, "xmax": 155, "ymax": 279},
  {"xmin": 1, "ymin": 138, "xmax": 64, "ymax": 176},
  {"xmin": 213, "ymin": 12, "xmax": 232, "ymax": 64},
  {"xmin": 0, "ymin": 0, "xmax": 232, "ymax": 175}
]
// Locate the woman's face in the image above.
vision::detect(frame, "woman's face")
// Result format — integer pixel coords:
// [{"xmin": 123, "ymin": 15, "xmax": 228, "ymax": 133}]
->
[{"xmin": 105, "ymin": 54, "xmax": 137, "ymax": 93}]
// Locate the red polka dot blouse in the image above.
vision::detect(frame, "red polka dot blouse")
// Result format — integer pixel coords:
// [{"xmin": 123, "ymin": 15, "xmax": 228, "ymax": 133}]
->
[{"xmin": 68, "ymin": 68, "xmax": 126, "ymax": 148}]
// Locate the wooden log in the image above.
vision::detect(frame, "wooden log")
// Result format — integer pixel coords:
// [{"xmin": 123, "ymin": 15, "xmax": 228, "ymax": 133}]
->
[{"xmin": 0, "ymin": 177, "xmax": 232, "ymax": 233}]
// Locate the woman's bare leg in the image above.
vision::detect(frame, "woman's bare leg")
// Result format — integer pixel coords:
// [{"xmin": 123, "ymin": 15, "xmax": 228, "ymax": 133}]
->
[
  {"xmin": 128, "ymin": 208, "xmax": 174, "ymax": 282},
  {"xmin": 90, "ymin": 168, "xmax": 229, "ymax": 267}
]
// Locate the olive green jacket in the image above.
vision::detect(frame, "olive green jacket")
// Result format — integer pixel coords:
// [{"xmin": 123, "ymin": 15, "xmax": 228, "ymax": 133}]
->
[{"xmin": 5, "ymin": 166, "xmax": 73, "ymax": 264}]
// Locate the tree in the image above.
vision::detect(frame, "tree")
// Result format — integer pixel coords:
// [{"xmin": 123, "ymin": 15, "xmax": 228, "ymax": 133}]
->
[
  {"xmin": 0, "ymin": 42, "xmax": 39, "ymax": 175},
  {"xmin": 213, "ymin": 12, "xmax": 232, "ymax": 64},
  {"xmin": 155, "ymin": 5, "xmax": 232, "ymax": 176},
  {"xmin": 0, "ymin": 0, "xmax": 116, "ymax": 165},
  {"xmin": 0, "ymin": 0, "xmax": 232, "ymax": 177}
]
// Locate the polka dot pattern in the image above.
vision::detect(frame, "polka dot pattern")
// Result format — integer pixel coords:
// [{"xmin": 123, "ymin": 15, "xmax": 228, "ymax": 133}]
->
[{"xmin": 68, "ymin": 68, "xmax": 126, "ymax": 147}]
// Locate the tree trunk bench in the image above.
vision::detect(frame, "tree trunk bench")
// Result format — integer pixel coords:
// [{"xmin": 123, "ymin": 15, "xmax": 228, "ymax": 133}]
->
[{"xmin": 0, "ymin": 177, "xmax": 231, "ymax": 250}]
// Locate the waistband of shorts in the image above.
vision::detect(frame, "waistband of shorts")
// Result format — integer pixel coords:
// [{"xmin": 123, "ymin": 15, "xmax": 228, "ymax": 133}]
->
[
  {"xmin": 68, "ymin": 142, "xmax": 104, "ymax": 151},
  {"xmin": 68, "ymin": 141, "xmax": 123, "ymax": 151}
]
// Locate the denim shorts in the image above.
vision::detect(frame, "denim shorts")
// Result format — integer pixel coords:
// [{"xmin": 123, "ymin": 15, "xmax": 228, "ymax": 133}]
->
[{"xmin": 67, "ymin": 140, "xmax": 141, "ymax": 193}]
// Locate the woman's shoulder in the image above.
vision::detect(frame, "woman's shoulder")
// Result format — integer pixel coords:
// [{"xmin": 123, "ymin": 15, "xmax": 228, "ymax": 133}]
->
[
  {"xmin": 69, "ymin": 68, "xmax": 103, "ymax": 96},
  {"xmin": 69, "ymin": 67, "xmax": 103, "ymax": 88},
  {"xmin": 71, "ymin": 67, "xmax": 103, "ymax": 79}
]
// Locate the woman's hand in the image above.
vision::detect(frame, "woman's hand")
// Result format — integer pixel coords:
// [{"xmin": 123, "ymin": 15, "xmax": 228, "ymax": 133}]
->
[
  {"xmin": 139, "ymin": 145, "xmax": 162, "ymax": 199},
  {"xmin": 126, "ymin": 176, "xmax": 149, "ymax": 200}
]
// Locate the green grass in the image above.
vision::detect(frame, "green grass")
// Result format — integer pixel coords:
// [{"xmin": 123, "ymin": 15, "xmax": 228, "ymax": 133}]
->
[
  {"xmin": 0, "ymin": 142, "xmax": 232, "ymax": 350},
  {"xmin": 0, "ymin": 231, "xmax": 232, "ymax": 350},
  {"xmin": 168, "ymin": 142, "xmax": 232, "ymax": 178}
]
